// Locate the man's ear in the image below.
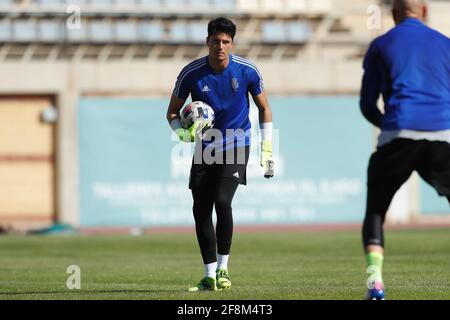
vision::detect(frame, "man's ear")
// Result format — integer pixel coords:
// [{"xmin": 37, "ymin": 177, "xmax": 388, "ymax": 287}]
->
[{"xmin": 422, "ymin": 5, "xmax": 428, "ymax": 22}]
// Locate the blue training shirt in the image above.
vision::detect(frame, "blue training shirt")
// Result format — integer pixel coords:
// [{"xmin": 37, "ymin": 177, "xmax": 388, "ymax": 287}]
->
[
  {"xmin": 360, "ymin": 18, "xmax": 450, "ymax": 131},
  {"xmin": 173, "ymin": 54, "xmax": 264, "ymax": 150}
]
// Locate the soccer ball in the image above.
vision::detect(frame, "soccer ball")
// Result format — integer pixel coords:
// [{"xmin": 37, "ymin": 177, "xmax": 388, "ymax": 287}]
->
[{"xmin": 180, "ymin": 101, "xmax": 215, "ymax": 130}]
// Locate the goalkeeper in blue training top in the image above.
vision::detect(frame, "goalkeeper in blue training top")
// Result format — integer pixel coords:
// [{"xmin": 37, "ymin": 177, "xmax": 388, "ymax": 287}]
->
[
  {"xmin": 359, "ymin": 0, "xmax": 450, "ymax": 300},
  {"xmin": 166, "ymin": 17, "xmax": 274, "ymax": 292}
]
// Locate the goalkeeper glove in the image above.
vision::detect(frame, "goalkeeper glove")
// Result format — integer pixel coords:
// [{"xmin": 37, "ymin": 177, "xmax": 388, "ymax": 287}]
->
[
  {"xmin": 260, "ymin": 140, "xmax": 274, "ymax": 178},
  {"xmin": 175, "ymin": 121, "xmax": 203, "ymax": 142}
]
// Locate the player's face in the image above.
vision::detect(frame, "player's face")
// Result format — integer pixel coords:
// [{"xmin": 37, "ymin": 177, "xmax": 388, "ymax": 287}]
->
[{"xmin": 207, "ymin": 33, "xmax": 233, "ymax": 62}]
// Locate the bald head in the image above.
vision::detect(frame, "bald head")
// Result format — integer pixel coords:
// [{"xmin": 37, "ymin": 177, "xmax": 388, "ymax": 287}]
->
[{"xmin": 392, "ymin": 0, "xmax": 428, "ymax": 25}]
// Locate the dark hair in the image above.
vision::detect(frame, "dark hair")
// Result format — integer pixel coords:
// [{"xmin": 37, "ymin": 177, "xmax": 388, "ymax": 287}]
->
[{"xmin": 207, "ymin": 17, "xmax": 236, "ymax": 40}]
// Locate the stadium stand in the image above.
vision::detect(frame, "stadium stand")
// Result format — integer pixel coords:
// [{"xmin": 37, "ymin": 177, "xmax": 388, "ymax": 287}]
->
[{"xmin": 0, "ymin": 0, "xmax": 378, "ymax": 61}]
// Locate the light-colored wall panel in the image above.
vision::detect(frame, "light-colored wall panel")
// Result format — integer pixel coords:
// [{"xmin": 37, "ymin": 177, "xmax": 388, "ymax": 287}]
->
[
  {"xmin": 0, "ymin": 97, "xmax": 54, "ymax": 155},
  {"xmin": 0, "ymin": 162, "xmax": 54, "ymax": 217},
  {"xmin": 0, "ymin": 96, "xmax": 55, "ymax": 222}
]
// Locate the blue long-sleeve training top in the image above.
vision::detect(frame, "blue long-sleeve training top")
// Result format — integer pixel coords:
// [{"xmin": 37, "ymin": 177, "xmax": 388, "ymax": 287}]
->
[{"xmin": 360, "ymin": 17, "xmax": 450, "ymax": 131}]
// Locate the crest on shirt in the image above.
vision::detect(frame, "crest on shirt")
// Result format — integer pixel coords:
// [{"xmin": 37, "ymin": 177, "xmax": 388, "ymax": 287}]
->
[{"xmin": 231, "ymin": 78, "xmax": 239, "ymax": 92}]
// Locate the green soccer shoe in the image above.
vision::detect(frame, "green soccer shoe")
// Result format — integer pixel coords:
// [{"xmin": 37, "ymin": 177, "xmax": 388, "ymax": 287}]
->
[
  {"xmin": 216, "ymin": 268, "xmax": 231, "ymax": 290},
  {"xmin": 188, "ymin": 276, "xmax": 218, "ymax": 292}
]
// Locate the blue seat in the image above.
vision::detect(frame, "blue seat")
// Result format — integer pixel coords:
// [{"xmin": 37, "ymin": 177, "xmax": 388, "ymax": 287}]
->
[
  {"xmin": 188, "ymin": 22, "xmax": 206, "ymax": 43},
  {"xmin": 33, "ymin": 0, "xmax": 60, "ymax": 7},
  {"xmin": 187, "ymin": 0, "xmax": 209, "ymax": 7},
  {"xmin": 34, "ymin": 0, "xmax": 63, "ymax": 6},
  {"xmin": 138, "ymin": 21, "xmax": 164, "ymax": 42},
  {"xmin": 90, "ymin": 21, "xmax": 113, "ymax": 42},
  {"xmin": 115, "ymin": 21, "xmax": 138, "ymax": 42},
  {"xmin": 0, "ymin": 20, "xmax": 11, "ymax": 41},
  {"xmin": 38, "ymin": 20, "xmax": 63, "ymax": 41},
  {"xmin": 13, "ymin": 20, "xmax": 37, "ymax": 41},
  {"xmin": 261, "ymin": 21, "xmax": 286, "ymax": 43},
  {"xmin": 139, "ymin": 0, "xmax": 161, "ymax": 6},
  {"xmin": 169, "ymin": 22, "xmax": 188, "ymax": 43},
  {"xmin": 212, "ymin": 0, "xmax": 234, "ymax": 9},
  {"xmin": 286, "ymin": 21, "xmax": 312, "ymax": 43},
  {"xmin": 165, "ymin": 0, "xmax": 185, "ymax": 7}
]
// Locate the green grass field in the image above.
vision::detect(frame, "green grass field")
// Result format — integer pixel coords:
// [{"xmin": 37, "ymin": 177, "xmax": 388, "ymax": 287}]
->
[{"xmin": 0, "ymin": 228, "xmax": 449, "ymax": 300}]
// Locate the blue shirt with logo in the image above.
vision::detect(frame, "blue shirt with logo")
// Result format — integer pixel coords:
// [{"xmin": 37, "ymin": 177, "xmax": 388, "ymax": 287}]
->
[
  {"xmin": 360, "ymin": 18, "xmax": 450, "ymax": 131},
  {"xmin": 173, "ymin": 55, "xmax": 264, "ymax": 150}
]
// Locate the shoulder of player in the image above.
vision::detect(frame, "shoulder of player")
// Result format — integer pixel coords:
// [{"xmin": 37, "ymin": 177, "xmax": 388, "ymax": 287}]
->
[
  {"xmin": 231, "ymin": 55, "xmax": 262, "ymax": 77},
  {"xmin": 425, "ymin": 26, "xmax": 450, "ymax": 45},
  {"xmin": 178, "ymin": 56, "xmax": 208, "ymax": 78},
  {"xmin": 372, "ymin": 22, "xmax": 449, "ymax": 52},
  {"xmin": 370, "ymin": 22, "xmax": 410, "ymax": 50}
]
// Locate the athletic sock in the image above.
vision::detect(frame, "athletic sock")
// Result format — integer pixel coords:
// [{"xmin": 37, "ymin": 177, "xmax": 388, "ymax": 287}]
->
[
  {"xmin": 205, "ymin": 262, "xmax": 217, "ymax": 279},
  {"xmin": 217, "ymin": 254, "xmax": 229, "ymax": 271},
  {"xmin": 366, "ymin": 251, "xmax": 384, "ymax": 285}
]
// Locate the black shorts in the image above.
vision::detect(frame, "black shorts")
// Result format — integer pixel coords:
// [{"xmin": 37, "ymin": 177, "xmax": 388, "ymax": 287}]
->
[
  {"xmin": 189, "ymin": 146, "xmax": 250, "ymax": 190},
  {"xmin": 368, "ymin": 138, "xmax": 450, "ymax": 197}
]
